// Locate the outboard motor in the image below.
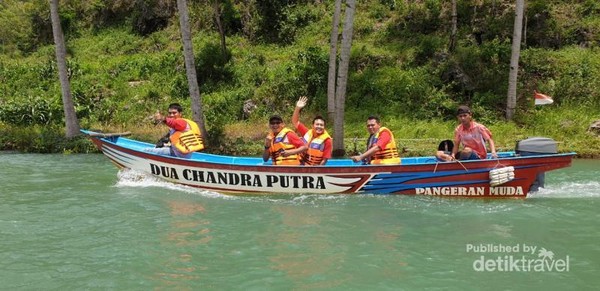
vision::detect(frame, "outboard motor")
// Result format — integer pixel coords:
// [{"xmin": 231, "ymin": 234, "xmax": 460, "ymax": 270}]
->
[{"xmin": 515, "ymin": 137, "xmax": 558, "ymax": 192}]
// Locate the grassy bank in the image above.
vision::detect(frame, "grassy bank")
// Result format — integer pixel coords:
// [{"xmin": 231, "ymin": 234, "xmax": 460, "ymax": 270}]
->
[{"xmin": 2, "ymin": 104, "xmax": 598, "ymax": 158}]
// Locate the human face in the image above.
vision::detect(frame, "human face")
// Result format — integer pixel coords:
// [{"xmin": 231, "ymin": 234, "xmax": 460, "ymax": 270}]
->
[
  {"xmin": 269, "ymin": 120, "xmax": 283, "ymax": 132},
  {"xmin": 312, "ymin": 119, "xmax": 325, "ymax": 134},
  {"xmin": 366, "ymin": 119, "xmax": 380, "ymax": 135},
  {"xmin": 457, "ymin": 113, "xmax": 472, "ymax": 126},
  {"xmin": 168, "ymin": 109, "xmax": 181, "ymax": 119}
]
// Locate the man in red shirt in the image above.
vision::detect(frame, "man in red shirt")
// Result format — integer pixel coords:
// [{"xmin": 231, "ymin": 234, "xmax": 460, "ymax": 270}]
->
[
  {"xmin": 147, "ymin": 103, "xmax": 204, "ymax": 158},
  {"xmin": 262, "ymin": 115, "xmax": 306, "ymax": 165},
  {"xmin": 291, "ymin": 96, "xmax": 332, "ymax": 165},
  {"xmin": 350, "ymin": 116, "xmax": 400, "ymax": 165},
  {"xmin": 451, "ymin": 105, "xmax": 498, "ymax": 160}
]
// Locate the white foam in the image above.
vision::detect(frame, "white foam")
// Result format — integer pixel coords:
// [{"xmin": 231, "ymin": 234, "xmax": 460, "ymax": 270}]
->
[
  {"xmin": 114, "ymin": 169, "xmax": 233, "ymax": 199},
  {"xmin": 528, "ymin": 181, "xmax": 600, "ymax": 198}
]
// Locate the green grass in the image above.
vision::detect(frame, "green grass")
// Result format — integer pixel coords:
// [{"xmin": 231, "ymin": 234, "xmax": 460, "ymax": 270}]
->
[
  {"xmin": 2, "ymin": 103, "xmax": 599, "ymax": 158},
  {"xmin": 2, "ymin": 1, "xmax": 600, "ymax": 157}
]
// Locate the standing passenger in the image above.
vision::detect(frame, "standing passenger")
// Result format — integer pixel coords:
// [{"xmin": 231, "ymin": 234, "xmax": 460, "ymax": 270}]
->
[{"xmin": 291, "ymin": 96, "xmax": 332, "ymax": 165}]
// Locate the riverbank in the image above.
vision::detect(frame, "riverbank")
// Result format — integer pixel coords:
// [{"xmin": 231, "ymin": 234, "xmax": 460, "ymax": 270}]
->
[
  {"xmin": 3, "ymin": 109, "xmax": 599, "ymax": 158},
  {"xmin": 2, "ymin": 2, "xmax": 600, "ymax": 160}
]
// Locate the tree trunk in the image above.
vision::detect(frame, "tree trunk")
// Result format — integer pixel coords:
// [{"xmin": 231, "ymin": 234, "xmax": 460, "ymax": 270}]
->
[
  {"xmin": 240, "ymin": 0, "xmax": 254, "ymax": 40},
  {"xmin": 506, "ymin": 0, "xmax": 524, "ymax": 120},
  {"xmin": 449, "ymin": 0, "xmax": 457, "ymax": 52},
  {"xmin": 49, "ymin": 0, "xmax": 80, "ymax": 138},
  {"xmin": 212, "ymin": 0, "xmax": 227, "ymax": 56},
  {"xmin": 332, "ymin": 0, "xmax": 356, "ymax": 157},
  {"xmin": 522, "ymin": 15, "xmax": 527, "ymax": 47},
  {"xmin": 327, "ymin": 0, "xmax": 342, "ymax": 125},
  {"xmin": 176, "ymin": 0, "xmax": 209, "ymax": 142}
]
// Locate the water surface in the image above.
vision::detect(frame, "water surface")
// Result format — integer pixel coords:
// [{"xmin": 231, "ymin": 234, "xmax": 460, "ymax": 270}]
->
[{"xmin": 1, "ymin": 153, "xmax": 598, "ymax": 289}]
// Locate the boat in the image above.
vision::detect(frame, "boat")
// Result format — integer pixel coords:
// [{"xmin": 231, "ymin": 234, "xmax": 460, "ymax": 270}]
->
[{"xmin": 82, "ymin": 130, "xmax": 575, "ymax": 198}]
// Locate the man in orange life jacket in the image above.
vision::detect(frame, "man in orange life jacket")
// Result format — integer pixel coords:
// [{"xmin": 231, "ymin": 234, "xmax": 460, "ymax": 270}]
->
[
  {"xmin": 350, "ymin": 116, "xmax": 401, "ymax": 165},
  {"xmin": 262, "ymin": 115, "xmax": 306, "ymax": 165},
  {"xmin": 291, "ymin": 96, "xmax": 332, "ymax": 165},
  {"xmin": 146, "ymin": 103, "xmax": 204, "ymax": 159}
]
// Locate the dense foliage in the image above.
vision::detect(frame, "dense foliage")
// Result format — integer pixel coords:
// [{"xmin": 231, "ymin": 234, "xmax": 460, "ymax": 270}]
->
[{"xmin": 1, "ymin": 0, "xmax": 599, "ymax": 155}]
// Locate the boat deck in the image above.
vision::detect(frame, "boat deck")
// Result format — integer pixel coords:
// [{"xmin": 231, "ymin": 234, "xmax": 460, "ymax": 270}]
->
[{"xmin": 107, "ymin": 133, "xmax": 519, "ymax": 166}]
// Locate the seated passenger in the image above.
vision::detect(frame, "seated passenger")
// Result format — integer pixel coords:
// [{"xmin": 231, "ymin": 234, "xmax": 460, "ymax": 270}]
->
[
  {"xmin": 262, "ymin": 115, "xmax": 306, "ymax": 165},
  {"xmin": 291, "ymin": 96, "xmax": 332, "ymax": 165},
  {"xmin": 451, "ymin": 105, "xmax": 498, "ymax": 160},
  {"xmin": 145, "ymin": 103, "xmax": 204, "ymax": 158},
  {"xmin": 350, "ymin": 116, "xmax": 401, "ymax": 165}
]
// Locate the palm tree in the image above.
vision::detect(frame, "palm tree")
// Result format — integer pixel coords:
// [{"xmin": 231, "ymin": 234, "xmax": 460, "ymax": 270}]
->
[
  {"xmin": 176, "ymin": 0, "xmax": 209, "ymax": 141},
  {"xmin": 49, "ymin": 0, "xmax": 79, "ymax": 138},
  {"xmin": 506, "ymin": 0, "xmax": 525, "ymax": 120},
  {"xmin": 327, "ymin": 0, "xmax": 342, "ymax": 124},
  {"xmin": 449, "ymin": 0, "xmax": 457, "ymax": 52},
  {"xmin": 332, "ymin": 0, "xmax": 356, "ymax": 157}
]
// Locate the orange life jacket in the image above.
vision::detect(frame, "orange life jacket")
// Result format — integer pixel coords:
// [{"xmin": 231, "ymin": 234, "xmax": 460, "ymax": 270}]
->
[
  {"xmin": 301, "ymin": 130, "xmax": 331, "ymax": 165},
  {"xmin": 269, "ymin": 128, "xmax": 301, "ymax": 165},
  {"xmin": 169, "ymin": 118, "xmax": 205, "ymax": 154},
  {"xmin": 368, "ymin": 127, "xmax": 400, "ymax": 165}
]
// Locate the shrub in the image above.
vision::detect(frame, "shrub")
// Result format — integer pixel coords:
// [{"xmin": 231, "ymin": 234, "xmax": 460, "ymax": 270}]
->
[
  {"xmin": 0, "ymin": 97, "xmax": 63, "ymax": 126},
  {"xmin": 195, "ymin": 42, "xmax": 234, "ymax": 91},
  {"xmin": 0, "ymin": 124, "xmax": 96, "ymax": 153}
]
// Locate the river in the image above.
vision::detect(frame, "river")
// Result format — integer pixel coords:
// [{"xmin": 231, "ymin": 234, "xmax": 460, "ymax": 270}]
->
[{"xmin": 1, "ymin": 153, "xmax": 598, "ymax": 290}]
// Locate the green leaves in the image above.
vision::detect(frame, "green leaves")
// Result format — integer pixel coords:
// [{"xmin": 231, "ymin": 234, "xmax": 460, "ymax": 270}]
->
[{"xmin": 0, "ymin": 97, "xmax": 62, "ymax": 126}]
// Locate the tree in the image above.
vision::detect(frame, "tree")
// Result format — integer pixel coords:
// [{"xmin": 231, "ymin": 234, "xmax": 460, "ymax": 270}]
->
[
  {"xmin": 211, "ymin": 0, "xmax": 227, "ymax": 56},
  {"xmin": 238, "ymin": 0, "xmax": 255, "ymax": 40},
  {"xmin": 449, "ymin": 0, "xmax": 457, "ymax": 52},
  {"xmin": 49, "ymin": 0, "xmax": 79, "ymax": 138},
  {"xmin": 331, "ymin": 0, "xmax": 356, "ymax": 157},
  {"xmin": 327, "ymin": 0, "xmax": 342, "ymax": 125},
  {"xmin": 176, "ymin": 0, "xmax": 209, "ymax": 142},
  {"xmin": 506, "ymin": 0, "xmax": 525, "ymax": 120}
]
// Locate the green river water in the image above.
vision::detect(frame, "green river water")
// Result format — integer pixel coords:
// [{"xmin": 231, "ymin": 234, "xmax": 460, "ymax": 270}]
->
[{"xmin": 1, "ymin": 153, "xmax": 598, "ymax": 290}]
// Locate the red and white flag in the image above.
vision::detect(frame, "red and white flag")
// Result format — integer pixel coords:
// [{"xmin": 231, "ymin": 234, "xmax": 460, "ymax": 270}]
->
[{"xmin": 534, "ymin": 91, "xmax": 553, "ymax": 105}]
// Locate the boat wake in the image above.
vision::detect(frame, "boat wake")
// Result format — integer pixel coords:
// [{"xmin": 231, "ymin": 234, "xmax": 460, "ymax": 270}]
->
[
  {"xmin": 528, "ymin": 181, "xmax": 600, "ymax": 199},
  {"xmin": 113, "ymin": 169, "xmax": 350, "ymax": 203},
  {"xmin": 114, "ymin": 169, "xmax": 232, "ymax": 199}
]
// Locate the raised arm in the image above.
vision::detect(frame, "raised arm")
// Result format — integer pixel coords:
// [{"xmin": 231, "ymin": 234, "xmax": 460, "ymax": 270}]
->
[{"xmin": 292, "ymin": 96, "xmax": 308, "ymax": 128}]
